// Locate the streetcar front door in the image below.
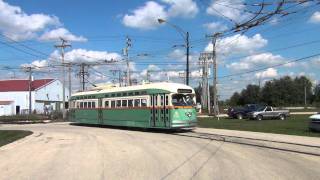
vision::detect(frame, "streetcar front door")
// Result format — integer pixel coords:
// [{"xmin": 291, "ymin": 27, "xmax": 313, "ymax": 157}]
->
[{"xmin": 150, "ymin": 94, "xmax": 168, "ymax": 128}]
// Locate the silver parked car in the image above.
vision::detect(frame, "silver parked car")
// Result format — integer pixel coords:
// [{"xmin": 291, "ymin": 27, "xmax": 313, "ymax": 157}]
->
[
  {"xmin": 309, "ymin": 114, "xmax": 320, "ymax": 132},
  {"xmin": 247, "ymin": 106, "xmax": 290, "ymax": 120}
]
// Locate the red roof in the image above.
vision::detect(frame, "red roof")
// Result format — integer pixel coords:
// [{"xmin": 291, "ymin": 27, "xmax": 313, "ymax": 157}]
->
[
  {"xmin": 0, "ymin": 101, "xmax": 13, "ymax": 105},
  {"xmin": 0, "ymin": 79, "xmax": 55, "ymax": 92}
]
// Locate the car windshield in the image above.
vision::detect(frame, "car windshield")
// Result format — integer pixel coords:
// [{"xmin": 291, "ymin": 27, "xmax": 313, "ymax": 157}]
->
[{"xmin": 172, "ymin": 94, "xmax": 195, "ymax": 106}]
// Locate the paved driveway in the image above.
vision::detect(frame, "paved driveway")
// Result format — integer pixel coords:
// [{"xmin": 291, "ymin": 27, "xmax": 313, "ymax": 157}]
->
[{"xmin": 1, "ymin": 123, "xmax": 320, "ymax": 180}]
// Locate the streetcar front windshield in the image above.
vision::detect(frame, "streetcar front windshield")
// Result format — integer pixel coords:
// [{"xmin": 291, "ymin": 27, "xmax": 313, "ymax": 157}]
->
[{"xmin": 172, "ymin": 94, "xmax": 195, "ymax": 106}]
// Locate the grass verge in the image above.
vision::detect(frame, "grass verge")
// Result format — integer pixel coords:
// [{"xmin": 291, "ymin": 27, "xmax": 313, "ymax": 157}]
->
[
  {"xmin": 198, "ymin": 115, "xmax": 320, "ymax": 137},
  {"xmin": 0, "ymin": 130, "xmax": 33, "ymax": 147}
]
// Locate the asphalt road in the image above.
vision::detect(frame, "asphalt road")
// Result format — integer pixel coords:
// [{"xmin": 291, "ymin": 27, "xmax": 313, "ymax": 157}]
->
[{"xmin": 1, "ymin": 123, "xmax": 320, "ymax": 180}]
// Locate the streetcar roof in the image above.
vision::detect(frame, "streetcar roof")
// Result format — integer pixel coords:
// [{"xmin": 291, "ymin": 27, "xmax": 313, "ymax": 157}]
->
[{"xmin": 72, "ymin": 82, "xmax": 195, "ymax": 97}]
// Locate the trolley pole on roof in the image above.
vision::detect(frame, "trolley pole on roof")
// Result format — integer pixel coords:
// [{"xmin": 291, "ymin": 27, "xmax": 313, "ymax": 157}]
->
[{"xmin": 55, "ymin": 38, "xmax": 71, "ymax": 119}]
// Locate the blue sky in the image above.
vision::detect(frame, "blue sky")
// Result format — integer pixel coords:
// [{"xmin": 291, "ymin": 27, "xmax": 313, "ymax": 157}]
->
[{"xmin": 0, "ymin": 0, "xmax": 320, "ymax": 99}]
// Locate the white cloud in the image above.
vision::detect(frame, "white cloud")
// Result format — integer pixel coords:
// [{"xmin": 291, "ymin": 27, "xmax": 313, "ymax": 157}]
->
[
  {"xmin": 122, "ymin": 0, "xmax": 198, "ymax": 30},
  {"xmin": 206, "ymin": 0, "xmax": 249, "ymax": 22},
  {"xmin": 39, "ymin": 28, "xmax": 87, "ymax": 42},
  {"xmin": 309, "ymin": 11, "xmax": 320, "ymax": 23},
  {"xmin": 205, "ymin": 34, "xmax": 268, "ymax": 56},
  {"xmin": 167, "ymin": 48, "xmax": 199, "ymax": 65},
  {"xmin": 255, "ymin": 68, "xmax": 278, "ymax": 78},
  {"xmin": 20, "ymin": 60, "xmax": 48, "ymax": 71},
  {"xmin": 203, "ymin": 21, "xmax": 228, "ymax": 32},
  {"xmin": 168, "ymin": 49, "xmax": 185, "ymax": 60},
  {"xmin": 162, "ymin": 0, "xmax": 198, "ymax": 18},
  {"xmin": 0, "ymin": 0, "xmax": 60, "ymax": 41},
  {"xmin": 122, "ymin": 1, "xmax": 168, "ymax": 30},
  {"xmin": 50, "ymin": 49, "xmax": 121, "ymax": 63},
  {"xmin": 226, "ymin": 53, "xmax": 285, "ymax": 71},
  {"xmin": 0, "ymin": 0, "xmax": 86, "ymax": 42}
]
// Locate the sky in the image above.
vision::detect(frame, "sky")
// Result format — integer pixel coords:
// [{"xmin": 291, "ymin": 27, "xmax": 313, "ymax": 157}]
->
[{"xmin": 0, "ymin": 0, "xmax": 320, "ymax": 99}]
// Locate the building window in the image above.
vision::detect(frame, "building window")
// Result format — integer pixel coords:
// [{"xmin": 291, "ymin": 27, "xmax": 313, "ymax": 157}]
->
[
  {"xmin": 122, "ymin": 100, "xmax": 127, "ymax": 107},
  {"xmin": 141, "ymin": 99, "xmax": 147, "ymax": 107},
  {"xmin": 122, "ymin": 92, "xmax": 127, "ymax": 96},
  {"xmin": 134, "ymin": 92, "xmax": 140, "ymax": 95},
  {"xmin": 128, "ymin": 100, "xmax": 133, "ymax": 107},
  {"xmin": 134, "ymin": 99, "xmax": 140, "ymax": 107},
  {"xmin": 111, "ymin": 101, "xmax": 116, "ymax": 108}
]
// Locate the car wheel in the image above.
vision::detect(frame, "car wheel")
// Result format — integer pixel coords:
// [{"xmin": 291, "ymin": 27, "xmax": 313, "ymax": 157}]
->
[
  {"xmin": 256, "ymin": 115, "xmax": 263, "ymax": 121},
  {"xmin": 279, "ymin": 114, "xmax": 286, "ymax": 120},
  {"xmin": 237, "ymin": 114, "xmax": 243, "ymax": 120}
]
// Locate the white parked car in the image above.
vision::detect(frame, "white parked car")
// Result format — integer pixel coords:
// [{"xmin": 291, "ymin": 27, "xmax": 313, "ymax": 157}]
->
[{"xmin": 309, "ymin": 113, "xmax": 320, "ymax": 132}]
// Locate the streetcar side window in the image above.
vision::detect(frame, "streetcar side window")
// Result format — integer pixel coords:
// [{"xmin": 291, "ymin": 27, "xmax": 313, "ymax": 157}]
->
[
  {"xmin": 92, "ymin": 102, "xmax": 96, "ymax": 108},
  {"xmin": 77, "ymin": 102, "xmax": 80, "ymax": 108},
  {"xmin": 165, "ymin": 95, "xmax": 169, "ymax": 105},
  {"xmin": 116, "ymin": 100, "xmax": 121, "ymax": 107},
  {"xmin": 122, "ymin": 100, "xmax": 127, "ymax": 107},
  {"xmin": 84, "ymin": 102, "xmax": 87, "ymax": 108},
  {"xmin": 161, "ymin": 95, "xmax": 164, "ymax": 106},
  {"xmin": 134, "ymin": 99, "xmax": 140, "ymax": 107},
  {"xmin": 141, "ymin": 99, "xmax": 147, "ymax": 107},
  {"xmin": 111, "ymin": 101, "xmax": 116, "ymax": 108},
  {"xmin": 104, "ymin": 101, "xmax": 109, "ymax": 108},
  {"xmin": 128, "ymin": 99, "xmax": 133, "ymax": 107},
  {"xmin": 88, "ymin": 102, "xmax": 92, "ymax": 108},
  {"xmin": 80, "ymin": 102, "xmax": 83, "ymax": 108}
]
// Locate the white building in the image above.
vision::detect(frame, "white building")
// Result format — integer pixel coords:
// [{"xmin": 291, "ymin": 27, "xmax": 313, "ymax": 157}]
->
[{"xmin": 0, "ymin": 79, "xmax": 69, "ymax": 116}]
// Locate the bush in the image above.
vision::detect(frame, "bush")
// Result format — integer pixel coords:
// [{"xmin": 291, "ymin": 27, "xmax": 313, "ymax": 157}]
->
[{"xmin": 50, "ymin": 111, "xmax": 63, "ymax": 120}]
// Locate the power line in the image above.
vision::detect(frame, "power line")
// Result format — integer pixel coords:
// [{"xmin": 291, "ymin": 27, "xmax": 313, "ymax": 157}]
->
[{"xmin": 217, "ymin": 52, "xmax": 320, "ymax": 79}]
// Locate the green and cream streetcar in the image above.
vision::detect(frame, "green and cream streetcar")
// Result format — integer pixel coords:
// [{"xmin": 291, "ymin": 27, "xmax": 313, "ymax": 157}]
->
[{"xmin": 69, "ymin": 82, "xmax": 197, "ymax": 129}]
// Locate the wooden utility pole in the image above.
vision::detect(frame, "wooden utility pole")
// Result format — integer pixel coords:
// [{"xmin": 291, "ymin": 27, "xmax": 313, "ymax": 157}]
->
[
  {"xmin": 206, "ymin": 32, "xmax": 221, "ymax": 118},
  {"xmin": 27, "ymin": 67, "xmax": 32, "ymax": 115},
  {"xmin": 55, "ymin": 38, "xmax": 71, "ymax": 118}
]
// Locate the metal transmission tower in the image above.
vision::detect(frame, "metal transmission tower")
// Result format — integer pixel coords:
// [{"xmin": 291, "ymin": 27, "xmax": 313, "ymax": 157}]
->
[
  {"xmin": 78, "ymin": 63, "xmax": 89, "ymax": 91},
  {"xmin": 54, "ymin": 38, "xmax": 71, "ymax": 113},
  {"xmin": 74, "ymin": 59, "xmax": 119, "ymax": 91},
  {"xmin": 199, "ymin": 52, "xmax": 213, "ymax": 114},
  {"xmin": 110, "ymin": 69, "xmax": 123, "ymax": 87},
  {"xmin": 123, "ymin": 36, "xmax": 132, "ymax": 86},
  {"xmin": 206, "ymin": 33, "xmax": 221, "ymax": 117}
]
